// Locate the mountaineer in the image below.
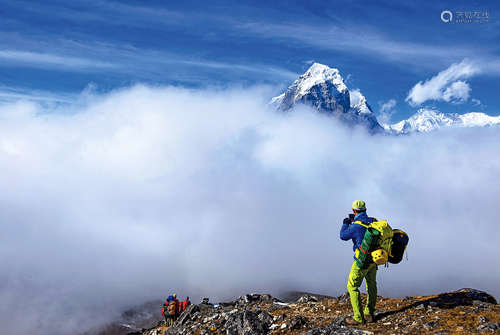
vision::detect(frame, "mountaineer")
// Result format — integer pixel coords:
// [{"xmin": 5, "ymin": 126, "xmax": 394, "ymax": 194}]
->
[
  {"xmin": 170, "ymin": 293, "xmax": 179, "ymax": 324},
  {"xmin": 180, "ymin": 296, "xmax": 191, "ymax": 313},
  {"xmin": 163, "ymin": 293, "xmax": 179, "ymax": 326},
  {"xmin": 161, "ymin": 297, "xmax": 170, "ymax": 325},
  {"xmin": 340, "ymin": 200, "xmax": 378, "ymax": 325}
]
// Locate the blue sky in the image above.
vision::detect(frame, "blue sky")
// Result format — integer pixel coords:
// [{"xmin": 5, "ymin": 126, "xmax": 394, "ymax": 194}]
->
[{"xmin": 0, "ymin": 0, "xmax": 499, "ymax": 121}]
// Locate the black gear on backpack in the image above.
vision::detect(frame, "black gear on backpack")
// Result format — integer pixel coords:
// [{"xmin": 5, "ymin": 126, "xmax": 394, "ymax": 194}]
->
[{"xmin": 389, "ymin": 229, "xmax": 409, "ymax": 264}]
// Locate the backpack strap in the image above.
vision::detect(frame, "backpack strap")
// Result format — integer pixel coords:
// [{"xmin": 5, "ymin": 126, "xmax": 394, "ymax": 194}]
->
[{"xmin": 353, "ymin": 221, "xmax": 369, "ymax": 228}]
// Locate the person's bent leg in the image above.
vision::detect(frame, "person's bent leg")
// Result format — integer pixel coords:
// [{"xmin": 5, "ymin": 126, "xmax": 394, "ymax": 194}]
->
[
  {"xmin": 347, "ymin": 261, "xmax": 365, "ymax": 323},
  {"xmin": 364, "ymin": 263, "xmax": 378, "ymax": 317}
]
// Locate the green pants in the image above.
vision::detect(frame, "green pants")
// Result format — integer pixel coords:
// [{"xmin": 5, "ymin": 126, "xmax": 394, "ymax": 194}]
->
[{"xmin": 347, "ymin": 261, "xmax": 377, "ymax": 323}]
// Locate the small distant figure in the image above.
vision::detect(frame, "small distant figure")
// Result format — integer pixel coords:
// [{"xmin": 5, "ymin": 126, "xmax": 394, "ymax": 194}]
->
[
  {"xmin": 161, "ymin": 297, "xmax": 170, "ymax": 325},
  {"xmin": 163, "ymin": 293, "xmax": 179, "ymax": 327},
  {"xmin": 181, "ymin": 296, "xmax": 191, "ymax": 312},
  {"xmin": 162, "ymin": 293, "xmax": 193, "ymax": 325}
]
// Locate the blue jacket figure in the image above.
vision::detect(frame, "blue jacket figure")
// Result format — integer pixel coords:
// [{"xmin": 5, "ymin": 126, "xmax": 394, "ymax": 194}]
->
[
  {"xmin": 340, "ymin": 211, "xmax": 375, "ymax": 260},
  {"xmin": 340, "ymin": 200, "xmax": 378, "ymax": 326}
]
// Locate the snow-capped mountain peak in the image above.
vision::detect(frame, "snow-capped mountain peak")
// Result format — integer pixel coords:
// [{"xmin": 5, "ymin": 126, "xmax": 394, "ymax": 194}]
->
[
  {"xmin": 296, "ymin": 62, "xmax": 348, "ymax": 96},
  {"xmin": 271, "ymin": 62, "xmax": 382, "ymax": 133}
]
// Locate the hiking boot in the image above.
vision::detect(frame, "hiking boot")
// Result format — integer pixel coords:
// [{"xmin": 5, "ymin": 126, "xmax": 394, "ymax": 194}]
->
[
  {"xmin": 345, "ymin": 316, "xmax": 365, "ymax": 325},
  {"xmin": 364, "ymin": 314, "xmax": 376, "ymax": 323}
]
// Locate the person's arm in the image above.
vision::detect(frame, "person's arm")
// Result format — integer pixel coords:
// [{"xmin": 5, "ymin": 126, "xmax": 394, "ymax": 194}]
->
[{"xmin": 340, "ymin": 218, "xmax": 354, "ymax": 240}]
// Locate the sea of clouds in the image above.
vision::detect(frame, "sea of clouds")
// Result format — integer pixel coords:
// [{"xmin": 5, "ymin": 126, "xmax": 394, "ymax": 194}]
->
[{"xmin": 1, "ymin": 85, "xmax": 499, "ymax": 334}]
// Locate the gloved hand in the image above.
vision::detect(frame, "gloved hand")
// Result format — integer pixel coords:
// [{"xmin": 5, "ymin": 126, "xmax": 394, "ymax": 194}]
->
[{"xmin": 343, "ymin": 217, "xmax": 351, "ymax": 225}]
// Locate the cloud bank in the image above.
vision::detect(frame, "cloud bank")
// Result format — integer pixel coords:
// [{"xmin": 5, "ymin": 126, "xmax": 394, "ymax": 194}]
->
[
  {"xmin": 406, "ymin": 59, "xmax": 480, "ymax": 106},
  {"xmin": 1, "ymin": 85, "xmax": 499, "ymax": 335}
]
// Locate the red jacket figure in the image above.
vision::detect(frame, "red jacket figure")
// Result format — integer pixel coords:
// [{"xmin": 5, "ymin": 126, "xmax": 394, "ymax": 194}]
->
[{"xmin": 182, "ymin": 297, "xmax": 191, "ymax": 311}]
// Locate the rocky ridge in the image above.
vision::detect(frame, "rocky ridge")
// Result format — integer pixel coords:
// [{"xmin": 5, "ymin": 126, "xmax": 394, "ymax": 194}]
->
[{"xmin": 130, "ymin": 288, "xmax": 499, "ymax": 335}]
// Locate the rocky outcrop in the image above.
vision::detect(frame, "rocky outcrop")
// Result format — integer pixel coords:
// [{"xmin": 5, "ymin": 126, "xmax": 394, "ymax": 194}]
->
[
  {"xmin": 225, "ymin": 310, "xmax": 273, "ymax": 335},
  {"xmin": 131, "ymin": 289, "xmax": 499, "ymax": 335},
  {"xmin": 296, "ymin": 295, "xmax": 318, "ymax": 304}
]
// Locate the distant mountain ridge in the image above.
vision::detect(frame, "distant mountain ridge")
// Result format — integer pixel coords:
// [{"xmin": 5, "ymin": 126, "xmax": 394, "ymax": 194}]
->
[
  {"xmin": 272, "ymin": 62, "xmax": 499, "ymax": 135},
  {"xmin": 386, "ymin": 109, "xmax": 500, "ymax": 134},
  {"xmin": 271, "ymin": 63, "xmax": 383, "ymax": 133}
]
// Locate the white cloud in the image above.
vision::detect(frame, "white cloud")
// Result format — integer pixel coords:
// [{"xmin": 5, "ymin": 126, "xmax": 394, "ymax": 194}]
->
[
  {"xmin": 378, "ymin": 98, "xmax": 397, "ymax": 125},
  {"xmin": 380, "ymin": 99, "xmax": 396, "ymax": 112},
  {"xmin": 233, "ymin": 20, "xmax": 500, "ymax": 75},
  {"xmin": 0, "ymin": 42, "xmax": 298, "ymax": 82},
  {"xmin": 405, "ymin": 59, "xmax": 480, "ymax": 106},
  {"xmin": 442, "ymin": 80, "xmax": 470, "ymax": 103},
  {"xmin": 1, "ymin": 85, "xmax": 499, "ymax": 334},
  {"xmin": 0, "ymin": 85, "xmax": 76, "ymax": 105},
  {"xmin": 472, "ymin": 98, "xmax": 482, "ymax": 106},
  {"xmin": 236, "ymin": 22, "xmax": 480, "ymax": 68},
  {"xmin": 0, "ymin": 50, "xmax": 115, "ymax": 70}
]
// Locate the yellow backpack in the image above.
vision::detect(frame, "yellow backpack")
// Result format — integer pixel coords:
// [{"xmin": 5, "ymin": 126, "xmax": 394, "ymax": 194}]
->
[{"xmin": 355, "ymin": 220, "xmax": 394, "ymax": 265}]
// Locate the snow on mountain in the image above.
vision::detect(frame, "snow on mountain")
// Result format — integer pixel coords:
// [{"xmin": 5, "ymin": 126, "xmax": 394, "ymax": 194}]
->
[
  {"xmin": 349, "ymin": 89, "xmax": 373, "ymax": 115},
  {"xmin": 271, "ymin": 62, "xmax": 383, "ymax": 133},
  {"xmin": 386, "ymin": 109, "xmax": 500, "ymax": 134},
  {"xmin": 271, "ymin": 63, "xmax": 498, "ymax": 135}
]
